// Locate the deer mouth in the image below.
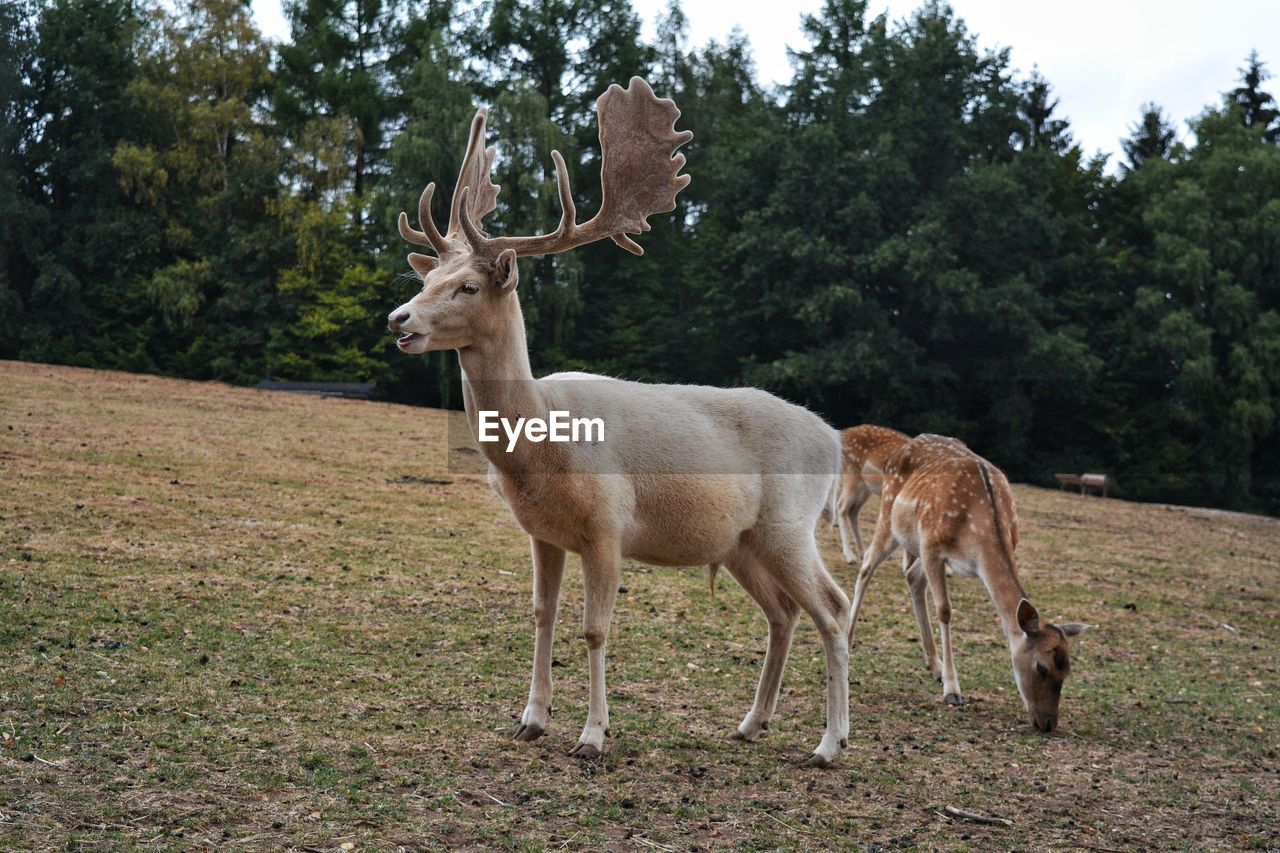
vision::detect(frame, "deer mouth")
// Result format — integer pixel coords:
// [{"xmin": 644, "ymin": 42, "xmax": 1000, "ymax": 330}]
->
[{"xmin": 396, "ymin": 332, "xmax": 424, "ymax": 349}]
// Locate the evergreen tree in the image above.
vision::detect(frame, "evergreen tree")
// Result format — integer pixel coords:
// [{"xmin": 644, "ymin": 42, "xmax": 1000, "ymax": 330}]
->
[
  {"xmin": 274, "ymin": 0, "xmax": 401, "ymax": 204},
  {"xmin": 114, "ymin": 0, "xmax": 285, "ymax": 381},
  {"xmin": 788, "ymin": 0, "xmax": 874, "ymax": 126},
  {"xmin": 1108, "ymin": 106, "xmax": 1280, "ymax": 508},
  {"xmin": 1016, "ymin": 69, "xmax": 1072, "ymax": 153},
  {"xmin": 1228, "ymin": 50, "xmax": 1279, "ymax": 142},
  {"xmin": 1120, "ymin": 102, "xmax": 1175, "ymax": 174},
  {"xmin": 10, "ymin": 0, "xmax": 153, "ymax": 368},
  {"xmin": 0, "ymin": 0, "xmax": 39, "ymax": 352}
]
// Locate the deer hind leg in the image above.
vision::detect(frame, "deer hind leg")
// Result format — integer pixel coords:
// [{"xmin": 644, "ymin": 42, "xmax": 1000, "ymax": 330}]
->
[
  {"xmin": 516, "ymin": 537, "xmax": 566, "ymax": 742},
  {"xmin": 750, "ymin": 533, "xmax": 851, "ymax": 768},
  {"xmin": 722, "ymin": 553, "xmax": 801, "ymax": 743},
  {"xmin": 849, "ymin": 489, "xmax": 870, "ymax": 561},
  {"xmin": 902, "ymin": 553, "xmax": 941, "ymax": 681},
  {"xmin": 836, "ymin": 477, "xmax": 868, "ymax": 564},
  {"xmin": 920, "ymin": 548, "xmax": 963, "ymax": 704},
  {"xmin": 570, "ymin": 540, "xmax": 621, "ymax": 759}
]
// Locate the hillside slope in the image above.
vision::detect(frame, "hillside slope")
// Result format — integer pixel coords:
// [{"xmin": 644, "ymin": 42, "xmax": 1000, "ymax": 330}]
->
[{"xmin": 1, "ymin": 361, "xmax": 1276, "ymax": 849}]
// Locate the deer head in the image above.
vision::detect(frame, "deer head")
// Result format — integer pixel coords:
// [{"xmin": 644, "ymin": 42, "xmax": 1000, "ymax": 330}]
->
[
  {"xmin": 387, "ymin": 77, "xmax": 693, "ymax": 355},
  {"xmin": 1010, "ymin": 598, "xmax": 1090, "ymax": 732}
]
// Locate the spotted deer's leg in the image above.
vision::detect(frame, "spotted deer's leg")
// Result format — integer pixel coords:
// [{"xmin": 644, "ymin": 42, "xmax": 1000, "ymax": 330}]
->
[
  {"xmin": 848, "ymin": 487, "xmax": 870, "ymax": 559},
  {"xmin": 920, "ymin": 546, "xmax": 962, "ymax": 704},
  {"xmin": 848, "ymin": 507, "xmax": 899, "ymax": 644},
  {"xmin": 836, "ymin": 471, "xmax": 864, "ymax": 563},
  {"xmin": 902, "ymin": 553, "xmax": 941, "ymax": 680},
  {"xmin": 516, "ymin": 537, "xmax": 565, "ymax": 741}
]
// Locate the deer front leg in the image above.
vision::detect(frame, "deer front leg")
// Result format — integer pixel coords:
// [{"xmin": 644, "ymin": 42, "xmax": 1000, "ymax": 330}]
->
[
  {"xmin": 848, "ymin": 516, "xmax": 898, "ymax": 644},
  {"xmin": 921, "ymin": 550, "xmax": 963, "ymax": 704},
  {"xmin": 515, "ymin": 537, "xmax": 566, "ymax": 742},
  {"xmin": 570, "ymin": 541, "xmax": 621, "ymax": 759},
  {"xmin": 903, "ymin": 554, "xmax": 941, "ymax": 680}
]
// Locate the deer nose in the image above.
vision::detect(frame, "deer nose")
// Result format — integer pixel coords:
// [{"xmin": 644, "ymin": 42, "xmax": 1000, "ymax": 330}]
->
[{"xmin": 388, "ymin": 310, "xmax": 411, "ymax": 332}]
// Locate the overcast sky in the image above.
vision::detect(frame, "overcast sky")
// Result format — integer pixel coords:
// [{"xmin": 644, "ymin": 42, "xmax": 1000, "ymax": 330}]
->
[{"xmin": 250, "ymin": 0, "xmax": 1280, "ymax": 165}]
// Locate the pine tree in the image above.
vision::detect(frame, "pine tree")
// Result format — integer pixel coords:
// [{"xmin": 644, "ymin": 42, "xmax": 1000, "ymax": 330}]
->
[
  {"xmin": 1228, "ymin": 50, "xmax": 1279, "ymax": 142},
  {"xmin": 274, "ymin": 0, "xmax": 402, "ymax": 204},
  {"xmin": 13, "ymin": 0, "xmax": 153, "ymax": 368},
  {"xmin": 1120, "ymin": 102, "xmax": 1176, "ymax": 173},
  {"xmin": 0, "ymin": 0, "xmax": 39, "ymax": 354},
  {"xmin": 1016, "ymin": 69, "xmax": 1072, "ymax": 153},
  {"xmin": 788, "ymin": 0, "xmax": 873, "ymax": 125},
  {"xmin": 1108, "ymin": 104, "xmax": 1280, "ymax": 508}
]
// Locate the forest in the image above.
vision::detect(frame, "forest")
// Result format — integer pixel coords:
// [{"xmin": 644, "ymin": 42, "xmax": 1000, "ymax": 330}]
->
[{"xmin": 1, "ymin": 0, "xmax": 1278, "ymax": 513}]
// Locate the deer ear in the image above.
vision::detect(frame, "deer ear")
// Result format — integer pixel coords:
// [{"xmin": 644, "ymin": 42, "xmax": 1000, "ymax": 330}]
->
[
  {"xmin": 407, "ymin": 253, "xmax": 437, "ymax": 279},
  {"xmin": 1059, "ymin": 622, "xmax": 1092, "ymax": 639},
  {"xmin": 494, "ymin": 248, "xmax": 519, "ymax": 292},
  {"xmin": 1016, "ymin": 598, "xmax": 1041, "ymax": 635}
]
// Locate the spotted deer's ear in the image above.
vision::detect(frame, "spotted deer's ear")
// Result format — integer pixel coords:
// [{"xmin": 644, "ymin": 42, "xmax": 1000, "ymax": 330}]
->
[
  {"xmin": 408, "ymin": 253, "xmax": 438, "ymax": 279},
  {"xmin": 1059, "ymin": 622, "xmax": 1092, "ymax": 639},
  {"xmin": 1016, "ymin": 598, "xmax": 1041, "ymax": 635}
]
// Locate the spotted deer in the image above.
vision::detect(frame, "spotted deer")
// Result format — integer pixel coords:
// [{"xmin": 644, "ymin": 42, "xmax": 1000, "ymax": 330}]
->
[
  {"xmin": 835, "ymin": 425, "xmax": 910, "ymax": 563},
  {"xmin": 386, "ymin": 79, "xmax": 852, "ymax": 765},
  {"xmin": 849, "ymin": 434, "xmax": 1089, "ymax": 732}
]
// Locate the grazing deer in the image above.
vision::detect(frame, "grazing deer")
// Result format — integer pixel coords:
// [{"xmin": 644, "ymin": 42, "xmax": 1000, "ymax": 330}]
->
[
  {"xmin": 849, "ymin": 434, "xmax": 1088, "ymax": 732},
  {"xmin": 834, "ymin": 425, "xmax": 910, "ymax": 564},
  {"xmin": 386, "ymin": 79, "xmax": 852, "ymax": 766}
]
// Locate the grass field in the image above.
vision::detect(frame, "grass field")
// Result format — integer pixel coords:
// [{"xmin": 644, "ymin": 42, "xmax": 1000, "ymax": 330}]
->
[{"xmin": 1, "ymin": 360, "xmax": 1277, "ymax": 850}]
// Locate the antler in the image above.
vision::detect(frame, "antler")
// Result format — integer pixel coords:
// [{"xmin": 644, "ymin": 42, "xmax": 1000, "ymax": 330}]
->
[
  {"xmin": 448, "ymin": 107, "xmax": 500, "ymax": 239},
  {"xmin": 398, "ymin": 182, "xmax": 448, "ymax": 256},
  {"xmin": 397, "ymin": 107, "xmax": 501, "ymax": 262},
  {"xmin": 458, "ymin": 77, "xmax": 692, "ymax": 258}
]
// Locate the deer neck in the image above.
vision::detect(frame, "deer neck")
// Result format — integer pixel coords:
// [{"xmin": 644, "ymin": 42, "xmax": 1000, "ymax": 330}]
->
[
  {"xmin": 979, "ymin": 556, "xmax": 1030, "ymax": 643},
  {"xmin": 456, "ymin": 299, "xmax": 547, "ymax": 472}
]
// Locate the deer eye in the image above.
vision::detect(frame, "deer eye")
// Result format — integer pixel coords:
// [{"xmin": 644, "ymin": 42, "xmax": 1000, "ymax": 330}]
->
[
  {"xmin": 457, "ymin": 281, "xmax": 479, "ymax": 296},
  {"xmin": 1036, "ymin": 663, "xmax": 1049, "ymax": 677}
]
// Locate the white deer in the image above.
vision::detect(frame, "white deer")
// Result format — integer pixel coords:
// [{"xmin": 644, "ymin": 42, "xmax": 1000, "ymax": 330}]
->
[
  {"xmin": 848, "ymin": 433, "xmax": 1089, "ymax": 731},
  {"xmin": 386, "ymin": 79, "xmax": 851, "ymax": 765}
]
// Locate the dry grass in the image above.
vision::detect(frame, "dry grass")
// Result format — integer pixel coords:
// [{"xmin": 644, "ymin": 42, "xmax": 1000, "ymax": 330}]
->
[{"xmin": 1, "ymin": 359, "xmax": 1276, "ymax": 850}]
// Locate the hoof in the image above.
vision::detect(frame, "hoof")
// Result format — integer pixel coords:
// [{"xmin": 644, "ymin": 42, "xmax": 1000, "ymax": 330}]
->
[
  {"xmin": 728, "ymin": 728, "xmax": 759, "ymax": 743},
  {"xmin": 514, "ymin": 723, "xmax": 545, "ymax": 742},
  {"xmin": 569, "ymin": 742, "xmax": 601, "ymax": 760},
  {"xmin": 944, "ymin": 692, "xmax": 965, "ymax": 706},
  {"xmin": 803, "ymin": 752, "xmax": 836, "ymax": 769}
]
